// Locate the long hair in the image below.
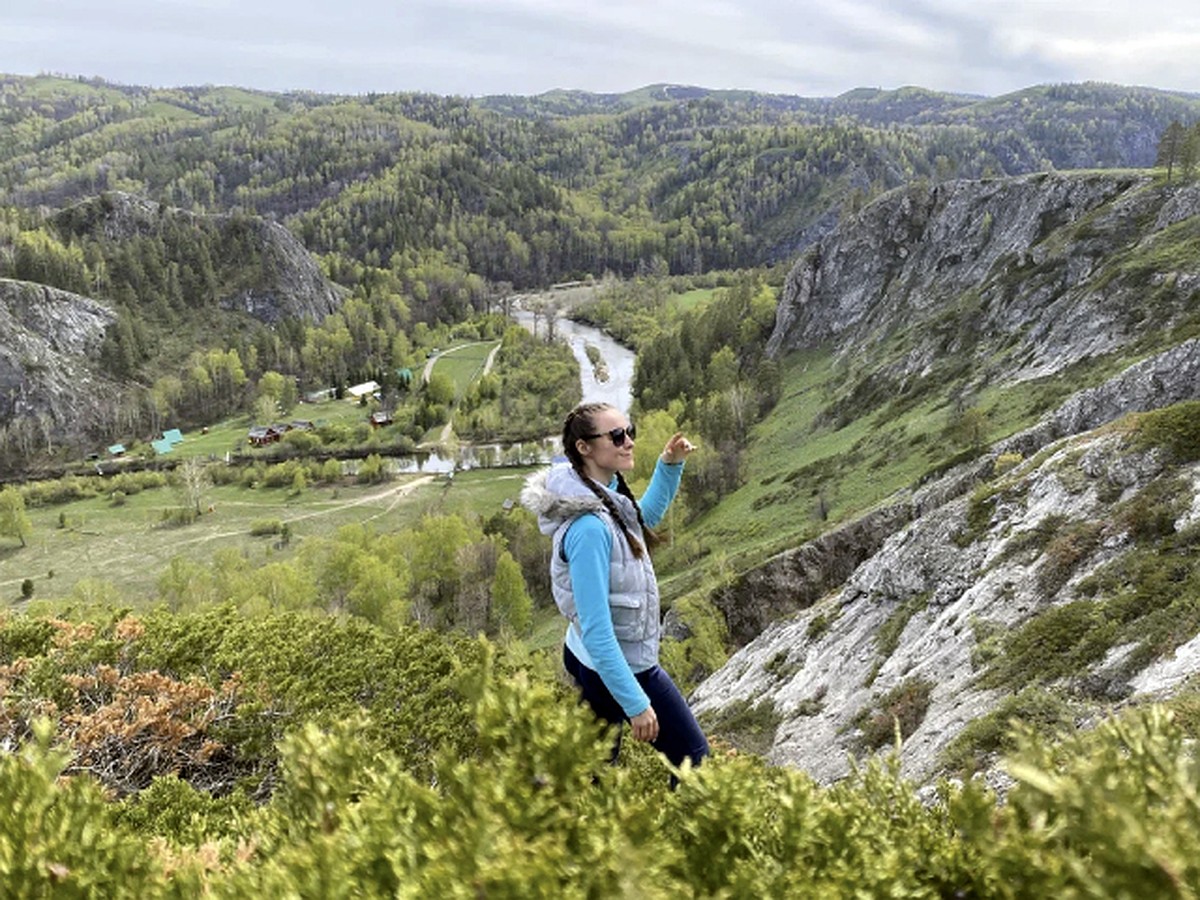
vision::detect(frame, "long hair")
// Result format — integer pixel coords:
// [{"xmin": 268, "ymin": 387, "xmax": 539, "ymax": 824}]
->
[{"xmin": 561, "ymin": 403, "xmax": 661, "ymax": 559}]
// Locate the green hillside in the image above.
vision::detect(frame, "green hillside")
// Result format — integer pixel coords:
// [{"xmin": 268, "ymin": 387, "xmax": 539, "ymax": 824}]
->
[{"xmin": 3, "ymin": 74, "xmax": 1200, "ymax": 895}]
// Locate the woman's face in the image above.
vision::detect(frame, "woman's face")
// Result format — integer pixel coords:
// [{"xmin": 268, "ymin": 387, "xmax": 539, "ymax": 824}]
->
[{"xmin": 576, "ymin": 407, "xmax": 636, "ymax": 480}]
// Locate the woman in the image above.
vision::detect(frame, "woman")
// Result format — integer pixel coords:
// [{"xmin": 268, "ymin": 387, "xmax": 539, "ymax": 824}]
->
[{"xmin": 521, "ymin": 402, "xmax": 709, "ymax": 776}]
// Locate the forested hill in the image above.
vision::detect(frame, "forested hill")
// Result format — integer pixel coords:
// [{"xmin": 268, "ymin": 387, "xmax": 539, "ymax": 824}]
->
[{"xmin": 3, "ymin": 74, "xmax": 1199, "ymax": 289}]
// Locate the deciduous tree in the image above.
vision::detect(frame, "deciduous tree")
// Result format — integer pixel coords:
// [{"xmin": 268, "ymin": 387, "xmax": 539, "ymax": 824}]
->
[{"xmin": 0, "ymin": 486, "xmax": 32, "ymax": 547}]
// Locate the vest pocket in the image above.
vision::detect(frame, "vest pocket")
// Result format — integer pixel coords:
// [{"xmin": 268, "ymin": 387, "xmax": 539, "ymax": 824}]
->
[{"xmin": 609, "ymin": 594, "xmax": 645, "ymax": 640}]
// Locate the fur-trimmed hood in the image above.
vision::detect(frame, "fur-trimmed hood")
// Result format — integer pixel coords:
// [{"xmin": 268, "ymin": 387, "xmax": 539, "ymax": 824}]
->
[{"xmin": 520, "ymin": 463, "xmax": 608, "ymax": 536}]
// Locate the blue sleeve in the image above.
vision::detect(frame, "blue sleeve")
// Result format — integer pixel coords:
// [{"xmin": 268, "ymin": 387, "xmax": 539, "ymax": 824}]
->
[
  {"xmin": 638, "ymin": 459, "xmax": 684, "ymax": 528},
  {"xmin": 563, "ymin": 514, "xmax": 651, "ymax": 717}
]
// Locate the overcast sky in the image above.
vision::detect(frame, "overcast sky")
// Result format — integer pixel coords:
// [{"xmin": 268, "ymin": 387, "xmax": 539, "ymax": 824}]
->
[{"xmin": 4, "ymin": 0, "xmax": 1200, "ymax": 100}]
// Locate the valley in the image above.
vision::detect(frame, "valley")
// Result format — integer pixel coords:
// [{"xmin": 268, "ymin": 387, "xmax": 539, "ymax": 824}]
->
[{"xmin": 2, "ymin": 71, "xmax": 1200, "ymax": 895}]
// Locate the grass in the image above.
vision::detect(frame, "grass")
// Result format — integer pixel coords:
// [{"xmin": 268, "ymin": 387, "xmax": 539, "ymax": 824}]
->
[
  {"xmin": 939, "ymin": 687, "xmax": 1074, "ymax": 776},
  {"xmin": 657, "ymin": 319, "xmax": 1182, "ymax": 605},
  {"xmin": 850, "ymin": 677, "xmax": 934, "ymax": 752},
  {"xmin": 0, "ymin": 465, "xmax": 537, "ymax": 605},
  {"xmin": 430, "ymin": 341, "xmax": 500, "ymax": 399},
  {"xmin": 670, "ymin": 288, "xmax": 718, "ymax": 313}
]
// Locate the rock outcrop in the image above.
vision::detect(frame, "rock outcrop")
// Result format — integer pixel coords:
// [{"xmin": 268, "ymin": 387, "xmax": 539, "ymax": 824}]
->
[
  {"xmin": 0, "ymin": 194, "xmax": 348, "ymax": 462},
  {"xmin": 692, "ymin": 336, "xmax": 1200, "ymax": 786},
  {"xmin": 767, "ymin": 173, "xmax": 1200, "ymax": 387},
  {"xmin": 0, "ymin": 279, "xmax": 120, "ymax": 443},
  {"xmin": 53, "ymin": 192, "xmax": 344, "ymax": 323}
]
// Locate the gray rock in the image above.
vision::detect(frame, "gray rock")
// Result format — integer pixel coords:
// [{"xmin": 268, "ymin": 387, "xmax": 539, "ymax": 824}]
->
[
  {"xmin": 694, "ymin": 336, "xmax": 1200, "ymax": 787},
  {"xmin": 766, "ymin": 173, "xmax": 1199, "ymax": 394}
]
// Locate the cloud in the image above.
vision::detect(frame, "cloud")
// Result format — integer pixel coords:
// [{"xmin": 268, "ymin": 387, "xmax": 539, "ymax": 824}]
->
[{"xmin": 2, "ymin": 0, "xmax": 1199, "ymax": 97}]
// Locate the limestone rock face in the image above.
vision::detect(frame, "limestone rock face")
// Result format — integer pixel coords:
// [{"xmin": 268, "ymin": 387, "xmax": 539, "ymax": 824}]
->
[
  {"xmin": 692, "ymin": 337, "xmax": 1200, "ymax": 786},
  {"xmin": 766, "ymin": 173, "xmax": 1200, "ymax": 387},
  {"xmin": 0, "ymin": 279, "xmax": 119, "ymax": 438}
]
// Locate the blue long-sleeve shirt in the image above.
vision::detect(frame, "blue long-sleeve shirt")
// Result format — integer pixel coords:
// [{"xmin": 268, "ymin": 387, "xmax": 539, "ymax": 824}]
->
[{"xmin": 562, "ymin": 459, "xmax": 683, "ymax": 717}]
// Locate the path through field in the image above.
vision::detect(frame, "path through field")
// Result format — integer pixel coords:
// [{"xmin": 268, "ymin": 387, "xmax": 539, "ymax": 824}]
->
[{"xmin": 0, "ymin": 475, "xmax": 436, "ymax": 597}]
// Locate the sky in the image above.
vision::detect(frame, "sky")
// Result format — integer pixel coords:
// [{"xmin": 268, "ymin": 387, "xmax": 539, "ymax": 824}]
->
[{"xmin": 4, "ymin": 0, "xmax": 1200, "ymax": 100}]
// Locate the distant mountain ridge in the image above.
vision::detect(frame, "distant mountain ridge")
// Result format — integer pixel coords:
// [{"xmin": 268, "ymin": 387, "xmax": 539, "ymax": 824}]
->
[{"xmin": 3, "ymin": 73, "xmax": 1199, "ymax": 292}]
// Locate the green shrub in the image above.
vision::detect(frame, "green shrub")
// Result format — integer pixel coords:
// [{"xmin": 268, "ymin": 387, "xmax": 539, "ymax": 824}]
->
[
  {"xmin": 114, "ymin": 775, "xmax": 253, "ymax": 846},
  {"xmin": 4, "ymin": 616, "xmax": 1200, "ymax": 897},
  {"xmin": 699, "ymin": 696, "xmax": 782, "ymax": 756},
  {"xmin": 978, "ymin": 600, "xmax": 1116, "ymax": 690},
  {"xmin": 1036, "ymin": 521, "xmax": 1103, "ymax": 596},
  {"xmin": 995, "ymin": 513, "xmax": 1067, "ymax": 565},
  {"xmin": 940, "ymin": 687, "xmax": 1074, "ymax": 775},
  {"xmin": 0, "ymin": 614, "xmax": 57, "ymax": 661},
  {"xmin": 160, "ymin": 507, "xmax": 199, "ymax": 527},
  {"xmin": 763, "ymin": 647, "xmax": 803, "ymax": 682},
  {"xmin": 1133, "ymin": 399, "xmax": 1200, "ymax": 462},
  {"xmin": 994, "ymin": 452, "xmax": 1024, "ymax": 475},
  {"xmin": 355, "ymin": 453, "xmax": 388, "ymax": 484},
  {"xmin": 1114, "ymin": 477, "xmax": 1190, "ymax": 543},
  {"xmin": 0, "ymin": 721, "xmax": 198, "ymax": 895},
  {"xmin": 807, "ymin": 609, "xmax": 837, "ymax": 641},
  {"xmin": 852, "ymin": 677, "xmax": 934, "ymax": 751},
  {"xmin": 249, "ymin": 519, "xmax": 283, "ymax": 537},
  {"xmin": 658, "ymin": 594, "xmax": 728, "ymax": 692}
]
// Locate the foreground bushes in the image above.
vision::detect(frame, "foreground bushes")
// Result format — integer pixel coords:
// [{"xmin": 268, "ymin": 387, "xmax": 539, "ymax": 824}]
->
[{"xmin": 2, "ymin": 609, "xmax": 1200, "ymax": 896}]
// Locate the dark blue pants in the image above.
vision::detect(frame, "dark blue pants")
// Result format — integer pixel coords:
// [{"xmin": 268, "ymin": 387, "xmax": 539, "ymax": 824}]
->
[{"xmin": 563, "ymin": 645, "xmax": 710, "ymax": 776}]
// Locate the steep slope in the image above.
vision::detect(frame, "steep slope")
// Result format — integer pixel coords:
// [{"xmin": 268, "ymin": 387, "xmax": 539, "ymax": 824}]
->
[
  {"xmin": 52, "ymin": 192, "xmax": 344, "ymax": 324},
  {"xmin": 691, "ymin": 171, "xmax": 1200, "ymax": 786},
  {"xmin": 767, "ymin": 172, "xmax": 1200, "ymax": 386},
  {"xmin": 694, "ymin": 339, "xmax": 1200, "ymax": 784}
]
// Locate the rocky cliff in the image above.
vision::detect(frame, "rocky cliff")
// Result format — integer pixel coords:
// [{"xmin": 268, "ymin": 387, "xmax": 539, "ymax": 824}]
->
[
  {"xmin": 0, "ymin": 279, "xmax": 121, "ymax": 446},
  {"xmin": 694, "ymin": 337, "xmax": 1200, "ymax": 784},
  {"xmin": 54, "ymin": 192, "xmax": 345, "ymax": 323},
  {"xmin": 694, "ymin": 171, "xmax": 1200, "ymax": 786},
  {"xmin": 767, "ymin": 172, "xmax": 1200, "ymax": 387},
  {"xmin": 0, "ymin": 195, "xmax": 347, "ymax": 462}
]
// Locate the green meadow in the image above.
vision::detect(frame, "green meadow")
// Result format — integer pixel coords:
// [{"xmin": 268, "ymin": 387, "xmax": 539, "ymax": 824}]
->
[{"xmin": 0, "ymin": 465, "xmax": 536, "ymax": 605}]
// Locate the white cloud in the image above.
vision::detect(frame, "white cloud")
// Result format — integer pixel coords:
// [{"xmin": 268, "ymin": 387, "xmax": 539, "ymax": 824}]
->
[{"xmin": 2, "ymin": 0, "xmax": 1199, "ymax": 97}]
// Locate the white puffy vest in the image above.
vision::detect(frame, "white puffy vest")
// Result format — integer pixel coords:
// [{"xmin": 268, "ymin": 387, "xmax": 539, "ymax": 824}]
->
[{"xmin": 547, "ymin": 480, "xmax": 662, "ymax": 670}]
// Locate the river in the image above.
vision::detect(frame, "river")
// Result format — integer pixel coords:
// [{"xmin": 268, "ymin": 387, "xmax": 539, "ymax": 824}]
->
[
  {"xmin": 379, "ymin": 307, "xmax": 636, "ymax": 474},
  {"xmin": 511, "ymin": 305, "xmax": 636, "ymax": 413}
]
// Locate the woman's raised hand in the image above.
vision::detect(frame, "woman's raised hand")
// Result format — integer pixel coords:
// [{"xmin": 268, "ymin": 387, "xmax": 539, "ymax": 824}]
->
[{"xmin": 661, "ymin": 432, "xmax": 697, "ymax": 465}]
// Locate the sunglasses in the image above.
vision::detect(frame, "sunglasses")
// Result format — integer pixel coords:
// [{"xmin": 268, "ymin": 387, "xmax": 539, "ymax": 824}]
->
[{"xmin": 583, "ymin": 423, "xmax": 636, "ymax": 446}]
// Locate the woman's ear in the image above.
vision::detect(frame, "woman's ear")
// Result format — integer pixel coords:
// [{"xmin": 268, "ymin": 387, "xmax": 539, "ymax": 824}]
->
[{"xmin": 575, "ymin": 437, "xmax": 592, "ymax": 459}]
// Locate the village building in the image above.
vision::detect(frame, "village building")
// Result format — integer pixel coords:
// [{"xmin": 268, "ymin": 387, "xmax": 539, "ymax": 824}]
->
[
  {"xmin": 346, "ymin": 380, "xmax": 380, "ymax": 401},
  {"xmin": 247, "ymin": 423, "xmax": 290, "ymax": 446}
]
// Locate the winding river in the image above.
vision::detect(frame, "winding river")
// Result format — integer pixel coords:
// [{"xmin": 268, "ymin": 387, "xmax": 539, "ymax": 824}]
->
[
  {"xmin": 511, "ymin": 307, "xmax": 636, "ymax": 413},
  {"xmin": 384, "ymin": 309, "xmax": 636, "ymax": 474}
]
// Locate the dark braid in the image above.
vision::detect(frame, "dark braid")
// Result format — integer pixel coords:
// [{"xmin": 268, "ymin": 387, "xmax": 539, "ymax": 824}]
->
[
  {"xmin": 561, "ymin": 403, "xmax": 659, "ymax": 559},
  {"xmin": 613, "ymin": 471, "xmax": 662, "ymax": 552}
]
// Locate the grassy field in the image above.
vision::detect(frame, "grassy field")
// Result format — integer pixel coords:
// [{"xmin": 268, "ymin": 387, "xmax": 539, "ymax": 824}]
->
[
  {"xmin": 670, "ymin": 288, "xmax": 718, "ymax": 312},
  {"xmin": 0, "ymin": 465, "xmax": 537, "ymax": 606},
  {"xmin": 656, "ymin": 342, "xmax": 1134, "ymax": 600},
  {"xmin": 430, "ymin": 341, "xmax": 500, "ymax": 398},
  {"xmin": 141, "ymin": 398, "xmax": 381, "ymax": 461}
]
